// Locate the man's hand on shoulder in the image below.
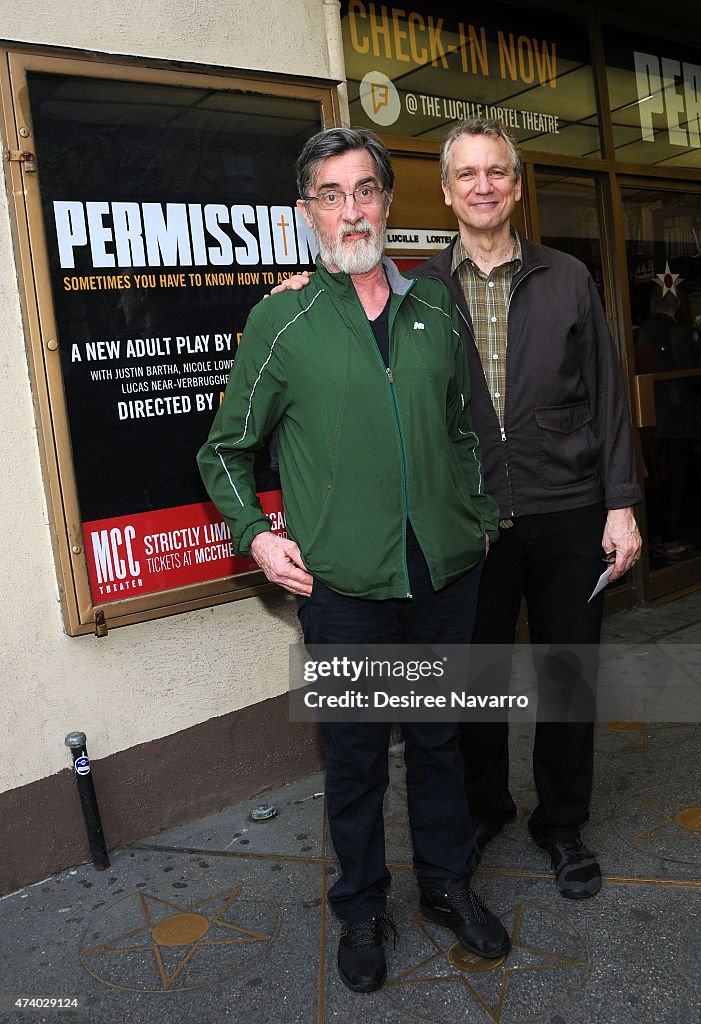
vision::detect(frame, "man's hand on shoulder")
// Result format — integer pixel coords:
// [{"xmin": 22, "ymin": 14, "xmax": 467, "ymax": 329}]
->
[
  {"xmin": 267, "ymin": 270, "xmax": 313, "ymax": 297},
  {"xmin": 250, "ymin": 530, "xmax": 313, "ymax": 596},
  {"xmin": 602, "ymin": 507, "xmax": 642, "ymax": 581}
]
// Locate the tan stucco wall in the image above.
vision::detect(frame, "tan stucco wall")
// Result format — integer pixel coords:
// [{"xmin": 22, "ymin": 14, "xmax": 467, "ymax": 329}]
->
[
  {"xmin": 0, "ymin": 0, "xmax": 342, "ymax": 793},
  {"xmin": 0, "ymin": 0, "xmax": 334, "ymax": 77}
]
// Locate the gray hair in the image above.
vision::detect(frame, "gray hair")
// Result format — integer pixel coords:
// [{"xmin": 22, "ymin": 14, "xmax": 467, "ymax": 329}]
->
[
  {"xmin": 440, "ymin": 118, "xmax": 523, "ymax": 183},
  {"xmin": 296, "ymin": 127, "xmax": 394, "ymax": 204}
]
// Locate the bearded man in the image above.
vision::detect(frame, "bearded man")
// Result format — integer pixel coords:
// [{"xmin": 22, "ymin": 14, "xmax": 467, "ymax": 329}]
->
[{"xmin": 198, "ymin": 127, "xmax": 508, "ymax": 994}]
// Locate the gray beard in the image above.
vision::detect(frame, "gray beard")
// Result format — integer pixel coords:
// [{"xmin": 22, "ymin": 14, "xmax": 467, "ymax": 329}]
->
[{"xmin": 316, "ymin": 218, "xmax": 386, "ymax": 275}]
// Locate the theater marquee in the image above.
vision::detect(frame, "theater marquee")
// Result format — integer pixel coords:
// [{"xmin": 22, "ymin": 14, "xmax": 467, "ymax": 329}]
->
[{"xmin": 340, "ymin": 0, "xmax": 601, "ymax": 158}]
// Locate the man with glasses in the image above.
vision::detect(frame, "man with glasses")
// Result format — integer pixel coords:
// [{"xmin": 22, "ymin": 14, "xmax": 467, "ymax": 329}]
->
[{"xmin": 198, "ymin": 127, "xmax": 508, "ymax": 994}]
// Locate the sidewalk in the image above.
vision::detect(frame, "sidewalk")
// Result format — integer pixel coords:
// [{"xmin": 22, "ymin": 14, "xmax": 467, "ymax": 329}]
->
[{"xmin": 1, "ymin": 592, "xmax": 700, "ymax": 1024}]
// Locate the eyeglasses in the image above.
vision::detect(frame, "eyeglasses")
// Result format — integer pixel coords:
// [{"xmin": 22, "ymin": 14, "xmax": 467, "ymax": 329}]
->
[{"xmin": 304, "ymin": 186, "xmax": 385, "ymax": 211}]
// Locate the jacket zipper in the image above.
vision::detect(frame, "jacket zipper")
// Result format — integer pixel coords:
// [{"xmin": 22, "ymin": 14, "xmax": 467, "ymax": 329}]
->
[
  {"xmin": 501, "ymin": 290, "xmax": 514, "ymax": 515},
  {"xmin": 499, "ymin": 266, "xmax": 541, "ymax": 516},
  {"xmin": 387, "ymin": 302, "xmax": 414, "ymax": 597},
  {"xmin": 361, "ymin": 292, "xmax": 413, "ymax": 598},
  {"xmin": 452, "ymin": 265, "xmax": 541, "ymax": 519}
]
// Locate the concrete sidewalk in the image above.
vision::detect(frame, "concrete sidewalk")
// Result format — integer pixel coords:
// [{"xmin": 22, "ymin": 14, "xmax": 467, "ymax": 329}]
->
[{"xmin": 1, "ymin": 592, "xmax": 700, "ymax": 1024}]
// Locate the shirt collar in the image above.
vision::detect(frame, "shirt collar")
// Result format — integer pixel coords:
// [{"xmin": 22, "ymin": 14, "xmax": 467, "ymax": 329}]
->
[{"xmin": 451, "ymin": 227, "xmax": 522, "ymax": 276}]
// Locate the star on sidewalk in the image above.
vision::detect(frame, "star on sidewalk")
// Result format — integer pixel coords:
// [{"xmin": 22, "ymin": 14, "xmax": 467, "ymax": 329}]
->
[
  {"xmin": 82, "ymin": 884, "xmax": 277, "ymax": 990},
  {"xmin": 632, "ymin": 793, "xmax": 701, "ymax": 846},
  {"xmin": 386, "ymin": 901, "xmax": 588, "ymax": 1024}
]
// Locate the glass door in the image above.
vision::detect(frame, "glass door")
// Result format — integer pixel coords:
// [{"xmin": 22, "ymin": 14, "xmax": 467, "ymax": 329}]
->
[
  {"xmin": 533, "ymin": 170, "xmax": 637, "ymax": 605},
  {"xmin": 532, "ymin": 172, "xmax": 608, "ymax": 309},
  {"xmin": 622, "ymin": 186, "xmax": 701, "ymax": 598}
]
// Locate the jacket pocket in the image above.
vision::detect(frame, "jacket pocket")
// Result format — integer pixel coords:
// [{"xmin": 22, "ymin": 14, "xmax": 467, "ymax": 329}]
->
[{"xmin": 534, "ymin": 401, "xmax": 598, "ymax": 489}]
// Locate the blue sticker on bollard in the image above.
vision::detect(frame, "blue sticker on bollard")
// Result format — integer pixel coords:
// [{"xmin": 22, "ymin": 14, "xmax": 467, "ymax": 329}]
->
[{"xmin": 74, "ymin": 756, "xmax": 91, "ymax": 776}]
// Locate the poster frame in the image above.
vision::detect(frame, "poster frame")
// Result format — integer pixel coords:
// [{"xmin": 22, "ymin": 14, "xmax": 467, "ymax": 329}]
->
[{"xmin": 0, "ymin": 44, "xmax": 340, "ymax": 635}]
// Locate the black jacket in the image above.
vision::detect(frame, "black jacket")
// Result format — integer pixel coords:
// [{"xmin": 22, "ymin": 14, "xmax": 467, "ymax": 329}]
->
[{"xmin": 415, "ymin": 234, "xmax": 641, "ymax": 518}]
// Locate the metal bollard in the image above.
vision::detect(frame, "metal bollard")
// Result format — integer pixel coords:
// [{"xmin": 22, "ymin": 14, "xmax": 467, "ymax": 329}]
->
[{"xmin": 64, "ymin": 731, "xmax": 110, "ymax": 871}]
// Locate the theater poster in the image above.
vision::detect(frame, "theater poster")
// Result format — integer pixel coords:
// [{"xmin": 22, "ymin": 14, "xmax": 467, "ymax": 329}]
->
[{"xmin": 25, "ymin": 70, "xmax": 325, "ymax": 612}]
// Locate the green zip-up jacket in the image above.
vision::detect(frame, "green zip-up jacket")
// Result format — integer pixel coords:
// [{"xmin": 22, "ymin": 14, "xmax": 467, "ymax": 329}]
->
[{"xmin": 197, "ymin": 257, "xmax": 499, "ymax": 600}]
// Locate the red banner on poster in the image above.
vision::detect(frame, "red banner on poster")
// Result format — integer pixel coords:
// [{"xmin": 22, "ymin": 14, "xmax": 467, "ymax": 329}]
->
[{"xmin": 82, "ymin": 491, "xmax": 285, "ymax": 603}]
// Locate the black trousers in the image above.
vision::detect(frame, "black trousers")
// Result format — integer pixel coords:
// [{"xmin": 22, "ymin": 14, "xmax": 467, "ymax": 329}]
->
[
  {"xmin": 297, "ymin": 542, "xmax": 483, "ymax": 922},
  {"xmin": 464, "ymin": 503, "xmax": 606, "ymax": 838}
]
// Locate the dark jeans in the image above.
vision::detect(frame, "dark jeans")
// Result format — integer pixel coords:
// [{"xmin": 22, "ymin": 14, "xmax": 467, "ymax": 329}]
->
[
  {"xmin": 297, "ymin": 543, "xmax": 484, "ymax": 922},
  {"xmin": 463, "ymin": 503, "xmax": 606, "ymax": 839}
]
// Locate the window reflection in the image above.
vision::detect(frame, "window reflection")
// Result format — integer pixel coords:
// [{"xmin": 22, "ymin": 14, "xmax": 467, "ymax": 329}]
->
[
  {"xmin": 623, "ymin": 188, "xmax": 701, "ymax": 568},
  {"xmin": 535, "ymin": 173, "xmax": 606, "ymax": 308}
]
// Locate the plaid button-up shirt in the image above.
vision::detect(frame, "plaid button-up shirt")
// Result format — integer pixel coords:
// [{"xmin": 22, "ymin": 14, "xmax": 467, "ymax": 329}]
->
[{"xmin": 451, "ymin": 230, "xmax": 522, "ymax": 432}]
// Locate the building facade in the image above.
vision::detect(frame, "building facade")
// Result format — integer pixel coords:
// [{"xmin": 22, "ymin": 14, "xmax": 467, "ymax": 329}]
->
[{"xmin": 1, "ymin": 0, "xmax": 699, "ymax": 893}]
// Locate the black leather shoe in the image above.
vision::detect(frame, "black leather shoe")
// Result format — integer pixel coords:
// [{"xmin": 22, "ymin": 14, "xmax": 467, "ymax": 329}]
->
[
  {"xmin": 534, "ymin": 833, "xmax": 602, "ymax": 899},
  {"xmin": 420, "ymin": 882, "xmax": 510, "ymax": 958},
  {"xmin": 337, "ymin": 914, "xmax": 397, "ymax": 993}
]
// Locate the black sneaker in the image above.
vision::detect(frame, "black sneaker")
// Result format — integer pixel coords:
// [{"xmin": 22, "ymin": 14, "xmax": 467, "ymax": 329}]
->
[
  {"xmin": 536, "ymin": 834, "xmax": 602, "ymax": 899},
  {"xmin": 337, "ymin": 913, "xmax": 397, "ymax": 993},
  {"xmin": 420, "ymin": 882, "xmax": 510, "ymax": 958},
  {"xmin": 469, "ymin": 814, "xmax": 514, "ymax": 869}
]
